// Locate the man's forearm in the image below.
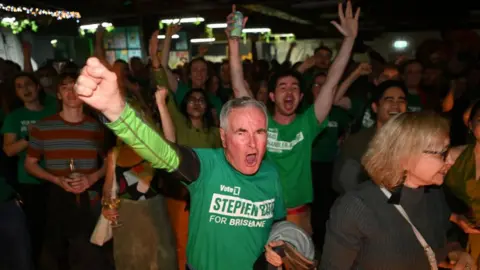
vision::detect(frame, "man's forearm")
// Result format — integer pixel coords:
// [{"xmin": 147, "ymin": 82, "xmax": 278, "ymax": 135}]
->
[
  {"xmin": 106, "ymin": 103, "xmax": 179, "ymax": 172},
  {"xmin": 25, "ymin": 161, "xmax": 59, "ymax": 185},
  {"xmin": 3, "ymin": 139, "xmax": 29, "ymax": 157},
  {"xmin": 334, "ymin": 69, "xmax": 361, "ymax": 103},
  {"xmin": 325, "ymin": 37, "xmax": 355, "ymax": 90},
  {"xmin": 314, "ymin": 37, "xmax": 355, "ymax": 121},
  {"xmin": 161, "ymin": 33, "xmax": 179, "ymax": 92},
  {"xmin": 228, "ymin": 39, "xmax": 252, "ymax": 98}
]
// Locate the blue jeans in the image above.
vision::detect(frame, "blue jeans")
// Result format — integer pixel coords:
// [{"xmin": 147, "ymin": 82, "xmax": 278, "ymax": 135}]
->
[{"xmin": 0, "ymin": 199, "xmax": 34, "ymax": 270}]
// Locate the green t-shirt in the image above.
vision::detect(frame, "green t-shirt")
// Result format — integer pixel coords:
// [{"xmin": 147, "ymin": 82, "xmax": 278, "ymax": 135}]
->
[
  {"xmin": 406, "ymin": 93, "xmax": 422, "ymax": 112},
  {"xmin": 44, "ymin": 93, "xmax": 59, "ymax": 112},
  {"xmin": 266, "ymin": 106, "xmax": 328, "ymax": 208},
  {"xmin": 361, "ymin": 93, "xmax": 423, "ymax": 129},
  {"xmin": 0, "ymin": 176, "xmax": 14, "ymax": 202},
  {"xmin": 175, "ymin": 81, "xmax": 223, "ymax": 118},
  {"xmin": 186, "ymin": 148, "xmax": 286, "ymax": 270},
  {"xmin": 311, "ymin": 106, "xmax": 352, "ymax": 162},
  {"xmin": 166, "ymin": 91, "xmax": 221, "ymax": 148},
  {"xmin": 1, "ymin": 106, "xmax": 56, "ymax": 184}
]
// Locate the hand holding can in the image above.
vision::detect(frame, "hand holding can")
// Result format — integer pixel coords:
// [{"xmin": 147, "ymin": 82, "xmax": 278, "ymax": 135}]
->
[{"xmin": 226, "ymin": 4, "xmax": 248, "ymax": 39}]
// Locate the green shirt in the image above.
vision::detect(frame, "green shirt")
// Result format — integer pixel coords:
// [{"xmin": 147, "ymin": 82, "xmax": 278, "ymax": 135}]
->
[
  {"xmin": 44, "ymin": 93, "xmax": 59, "ymax": 112},
  {"xmin": 0, "ymin": 176, "xmax": 14, "ymax": 202},
  {"xmin": 312, "ymin": 106, "xmax": 352, "ymax": 162},
  {"xmin": 167, "ymin": 91, "xmax": 221, "ymax": 148},
  {"xmin": 1, "ymin": 106, "xmax": 56, "ymax": 184},
  {"xmin": 105, "ymin": 104, "xmax": 286, "ymax": 270},
  {"xmin": 266, "ymin": 106, "xmax": 328, "ymax": 208},
  {"xmin": 175, "ymin": 81, "xmax": 223, "ymax": 118},
  {"xmin": 406, "ymin": 93, "xmax": 422, "ymax": 112},
  {"xmin": 187, "ymin": 148, "xmax": 285, "ymax": 269}
]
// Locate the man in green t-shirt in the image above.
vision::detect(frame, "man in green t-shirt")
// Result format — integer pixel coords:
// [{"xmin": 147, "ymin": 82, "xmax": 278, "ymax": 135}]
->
[
  {"xmin": 229, "ymin": 2, "xmax": 360, "ymax": 233},
  {"xmin": 74, "ymin": 57, "xmax": 286, "ymax": 270}
]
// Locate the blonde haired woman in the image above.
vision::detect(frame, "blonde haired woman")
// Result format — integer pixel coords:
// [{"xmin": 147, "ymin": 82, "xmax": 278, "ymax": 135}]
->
[{"xmin": 321, "ymin": 111, "xmax": 476, "ymax": 270}]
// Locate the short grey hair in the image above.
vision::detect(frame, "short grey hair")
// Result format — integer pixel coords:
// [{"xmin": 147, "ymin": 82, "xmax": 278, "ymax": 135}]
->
[{"xmin": 219, "ymin": 97, "xmax": 268, "ymax": 130}]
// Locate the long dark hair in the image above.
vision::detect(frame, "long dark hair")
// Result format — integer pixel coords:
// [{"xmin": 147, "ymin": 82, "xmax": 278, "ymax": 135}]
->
[
  {"xmin": 180, "ymin": 89, "xmax": 215, "ymax": 130},
  {"xmin": 12, "ymin": 72, "xmax": 45, "ymax": 107}
]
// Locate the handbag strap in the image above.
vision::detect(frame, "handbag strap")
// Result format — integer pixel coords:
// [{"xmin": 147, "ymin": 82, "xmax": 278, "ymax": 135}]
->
[{"xmin": 380, "ymin": 187, "xmax": 438, "ymax": 270}]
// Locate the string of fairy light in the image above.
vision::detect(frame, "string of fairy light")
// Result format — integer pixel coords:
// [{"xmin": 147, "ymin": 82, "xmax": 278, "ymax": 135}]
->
[
  {"xmin": 0, "ymin": 3, "xmax": 81, "ymax": 34},
  {"xmin": 0, "ymin": 3, "xmax": 81, "ymax": 21}
]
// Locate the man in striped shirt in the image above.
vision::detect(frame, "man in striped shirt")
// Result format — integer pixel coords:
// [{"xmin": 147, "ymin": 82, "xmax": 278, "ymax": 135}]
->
[{"xmin": 25, "ymin": 73, "xmax": 111, "ymax": 270}]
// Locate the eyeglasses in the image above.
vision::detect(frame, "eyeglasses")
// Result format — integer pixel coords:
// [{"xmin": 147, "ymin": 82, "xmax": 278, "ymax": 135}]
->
[
  {"xmin": 423, "ymin": 147, "xmax": 450, "ymax": 161},
  {"xmin": 187, "ymin": 98, "xmax": 206, "ymax": 105}
]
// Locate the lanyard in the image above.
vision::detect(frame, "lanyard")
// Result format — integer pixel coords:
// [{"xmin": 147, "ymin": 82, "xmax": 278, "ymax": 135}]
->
[{"xmin": 380, "ymin": 187, "xmax": 438, "ymax": 270}]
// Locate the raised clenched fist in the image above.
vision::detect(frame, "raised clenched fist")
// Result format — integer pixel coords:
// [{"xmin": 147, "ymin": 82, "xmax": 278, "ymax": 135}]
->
[{"xmin": 74, "ymin": 57, "xmax": 125, "ymax": 121}]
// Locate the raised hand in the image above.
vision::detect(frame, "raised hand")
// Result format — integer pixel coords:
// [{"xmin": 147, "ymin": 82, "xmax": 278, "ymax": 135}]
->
[
  {"xmin": 331, "ymin": 1, "xmax": 360, "ymax": 38},
  {"xmin": 355, "ymin": 62, "xmax": 372, "ymax": 76},
  {"xmin": 225, "ymin": 4, "xmax": 248, "ymax": 39},
  {"xmin": 167, "ymin": 24, "xmax": 182, "ymax": 37},
  {"xmin": 74, "ymin": 57, "xmax": 124, "ymax": 121}
]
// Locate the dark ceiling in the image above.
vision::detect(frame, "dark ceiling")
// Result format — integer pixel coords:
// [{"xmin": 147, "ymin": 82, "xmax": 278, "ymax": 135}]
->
[{"xmin": 12, "ymin": 0, "xmax": 480, "ymax": 40}]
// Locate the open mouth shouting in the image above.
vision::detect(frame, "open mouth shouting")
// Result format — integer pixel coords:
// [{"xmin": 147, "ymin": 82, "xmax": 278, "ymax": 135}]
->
[
  {"xmin": 283, "ymin": 95, "xmax": 296, "ymax": 111},
  {"xmin": 245, "ymin": 153, "xmax": 258, "ymax": 167}
]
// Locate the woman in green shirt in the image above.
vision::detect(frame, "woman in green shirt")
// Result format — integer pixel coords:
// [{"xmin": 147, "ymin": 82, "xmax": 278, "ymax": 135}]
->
[{"xmin": 1, "ymin": 72, "xmax": 56, "ymax": 266}]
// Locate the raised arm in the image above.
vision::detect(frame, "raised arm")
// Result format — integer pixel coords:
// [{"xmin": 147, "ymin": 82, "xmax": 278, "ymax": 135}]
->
[
  {"xmin": 22, "ymin": 42, "xmax": 33, "ymax": 72},
  {"xmin": 75, "ymin": 57, "xmax": 199, "ymax": 183},
  {"xmin": 155, "ymin": 86, "xmax": 176, "ymax": 143},
  {"xmin": 334, "ymin": 63, "xmax": 371, "ymax": 109},
  {"xmin": 93, "ymin": 27, "xmax": 111, "ymax": 68},
  {"xmin": 161, "ymin": 24, "xmax": 182, "ymax": 93},
  {"xmin": 227, "ymin": 5, "xmax": 253, "ymax": 98},
  {"xmin": 314, "ymin": 1, "xmax": 359, "ymax": 123}
]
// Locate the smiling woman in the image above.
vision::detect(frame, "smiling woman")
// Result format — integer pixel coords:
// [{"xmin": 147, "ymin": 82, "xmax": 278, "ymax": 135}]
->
[{"xmin": 321, "ymin": 111, "xmax": 476, "ymax": 270}]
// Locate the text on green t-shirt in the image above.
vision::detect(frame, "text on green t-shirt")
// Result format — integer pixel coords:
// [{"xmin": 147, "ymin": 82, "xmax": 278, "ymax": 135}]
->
[
  {"xmin": 266, "ymin": 106, "xmax": 328, "ymax": 208},
  {"xmin": 186, "ymin": 148, "xmax": 285, "ymax": 270}
]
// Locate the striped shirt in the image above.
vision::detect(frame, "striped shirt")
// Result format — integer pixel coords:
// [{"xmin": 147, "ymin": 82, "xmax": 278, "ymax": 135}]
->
[{"xmin": 28, "ymin": 114, "xmax": 104, "ymax": 177}]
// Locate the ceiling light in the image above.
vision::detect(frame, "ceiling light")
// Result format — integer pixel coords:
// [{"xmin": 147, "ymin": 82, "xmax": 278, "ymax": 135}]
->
[
  {"xmin": 274, "ymin": 33, "xmax": 295, "ymax": 38},
  {"xmin": 190, "ymin": 38, "xmax": 215, "ymax": 43},
  {"xmin": 393, "ymin": 40, "xmax": 408, "ymax": 50},
  {"xmin": 242, "ymin": 28, "xmax": 271, "ymax": 34},
  {"xmin": 79, "ymin": 22, "xmax": 113, "ymax": 31},
  {"xmin": 157, "ymin": 34, "xmax": 179, "ymax": 39},
  {"xmin": 161, "ymin": 17, "xmax": 204, "ymax": 24},
  {"xmin": 206, "ymin": 23, "xmax": 227, "ymax": 29},
  {"xmin": 50, "ymin": 39, "xmax": 58, "ymax": 45}
]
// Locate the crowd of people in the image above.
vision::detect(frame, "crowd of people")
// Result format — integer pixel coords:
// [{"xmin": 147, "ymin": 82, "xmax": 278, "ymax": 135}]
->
[{"xmin": 2, "ymin": 1, "xmax": 480, "ymax": 269}]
